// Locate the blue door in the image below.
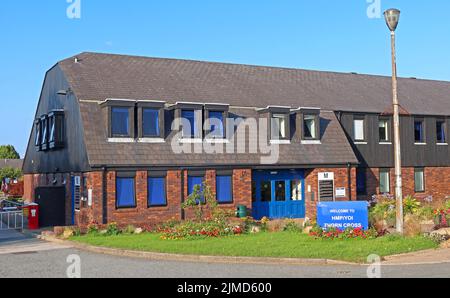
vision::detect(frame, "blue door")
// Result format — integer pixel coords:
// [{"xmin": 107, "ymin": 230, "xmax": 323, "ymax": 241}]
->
[{"xmin": 252, "ymin": 170, "xmax": 305, "ymax": 220}]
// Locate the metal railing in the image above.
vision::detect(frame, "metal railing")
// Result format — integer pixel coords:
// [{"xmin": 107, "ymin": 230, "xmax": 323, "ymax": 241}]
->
[{"xmin": 0, "ymin": 199, "xmax": 24, "ymax": 231}]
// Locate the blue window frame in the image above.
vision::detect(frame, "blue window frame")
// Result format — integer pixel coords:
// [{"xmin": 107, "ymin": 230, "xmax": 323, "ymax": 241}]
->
[
  {"xmin": 148, "ymin": 177, "xmax": 167, "ymax": 207},
  {"xmin": 216, "ymin": 175, "xmax": 232, "ymax": 203},
  {"xmin": 209, "ymin": 111, "xmax": 224, "ymax": 138},
  {"xmin": 111, "ymin": 107, "xmax": 130, "ymax": 137},
  {"xmin": 414, "ymin": 120, "xmax": 425, "ymax": 143},
  {"xmin": 143, "ymin": 108, "xmax": 160, "ymax": 137},
  {"xmin": 116, "ymin": 177, "xmax": 136, "ymax": 208},
  {"xmin": 188, "ymin": 176, "xmax": 204, "ymax": 203},
  {"xmin": 181, "ymin": 110, "xmax": 198, "ymax": 138}
]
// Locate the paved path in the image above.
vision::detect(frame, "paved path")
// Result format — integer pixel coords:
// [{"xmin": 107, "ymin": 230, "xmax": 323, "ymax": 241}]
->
[{"xmin": 0, "ymin": 229, "xmax": 449, "ymax": 278}]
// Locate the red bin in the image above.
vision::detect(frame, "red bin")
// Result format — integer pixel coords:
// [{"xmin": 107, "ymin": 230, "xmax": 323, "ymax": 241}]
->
[{"xmin": 26, "ymin": 203, "xmax": 39, "ymax": 230}]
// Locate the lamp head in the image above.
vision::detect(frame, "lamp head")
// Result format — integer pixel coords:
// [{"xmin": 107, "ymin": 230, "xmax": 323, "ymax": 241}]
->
[{"xmin": 384, "ymin": 9, "xmax": 401, "ymax": 32}]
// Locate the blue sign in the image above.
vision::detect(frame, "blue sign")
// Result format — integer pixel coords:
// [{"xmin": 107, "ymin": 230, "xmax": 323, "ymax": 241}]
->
[{"xmin": 317, "ymin": 201, "xmax": 369, "ymax": 230}]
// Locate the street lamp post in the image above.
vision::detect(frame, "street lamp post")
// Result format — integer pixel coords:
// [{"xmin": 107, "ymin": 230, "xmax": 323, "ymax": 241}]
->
[{"xmin": 384, "ymin": 8, "xmax": 403, "ymax": 234}]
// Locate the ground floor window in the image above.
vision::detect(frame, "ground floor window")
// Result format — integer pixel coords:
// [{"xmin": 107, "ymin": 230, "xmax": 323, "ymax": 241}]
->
[
  {"xmin": 148, "ymin": 176, "xmax": 167, "ymax": 207},
  {"xmin": 414, "ymin": 168, "xmax": 425, "ymax": 192},
  {"xmin": 216, "ymin": 175, "xmax": 233, "ymax": 203},
  {"xmin": 379, "ymin": 169, "xmax": 390, "ymax": 194},
  {"xmin": 356, "ymin": 168, "xmax": 367, "ymax": 195},
  {"xmin": 260, "ymin": 181, "xmax": 271, "ymax": 202},
  {"xmin": 291, "ymin": 180, "xmax": 303, "ymax": 201},
  {"xmin": 275, "ymin": 181, "xmax": 286, "ymax": 201},
  {"xmin": 116, "ymin": 174, "xmax": 136, "ymax": 208},
  {"xmin": 188, "ymin": 175, "xmax": 204, "ymax": 203}
]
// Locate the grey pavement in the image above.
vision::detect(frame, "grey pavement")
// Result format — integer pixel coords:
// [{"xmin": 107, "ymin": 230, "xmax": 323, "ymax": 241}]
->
[{"xmin": 0, "ymin": 229, "xmax": 449, "ymax": 278}]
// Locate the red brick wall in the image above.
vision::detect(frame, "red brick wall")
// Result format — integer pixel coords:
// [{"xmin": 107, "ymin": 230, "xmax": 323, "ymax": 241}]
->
[{"xmin": 304, "ymin": 167, "xmax": 356, "ymax": 219}]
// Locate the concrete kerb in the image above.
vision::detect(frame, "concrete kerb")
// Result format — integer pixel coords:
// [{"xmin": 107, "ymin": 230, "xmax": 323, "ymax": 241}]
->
[{"xmin": 38, "ymin": 234, "xmax": 450, "ymax": 267}]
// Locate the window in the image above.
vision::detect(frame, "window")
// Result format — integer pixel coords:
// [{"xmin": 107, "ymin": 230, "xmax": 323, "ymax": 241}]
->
[
  {"xmin": 216, "ymin": 175, "xmax": 233, "ymax": 203},
  {"xmin": 260, "ymin": 181, "xmax": 272, "ymax": 202},
  {"xmin": 271, "ymin": 114, "xmax": 287, "ymax": 140},
  {"xmin": 182, "ymin": 110, "xmax": 200, "ymax": 139},
  {"xmin": 48, "ymin": 111, "xmax": 65, "ymax": 149},
  {"xmin": 379, "ymin": 119, "xmax": 390, "ymax": 142},
  {"xmin": 356, "ymin": 168, "xmax": 367, "ymax": 195},
  {"xmin": 188, "ymin": 175, "xmax": 204, "ymax": 203},
  {"xmin": 291, "ymin": 180, "xmax": 303, "ymax": 201},
  {"xmin": 34, "ymin": 119, "xmax": 42, "ymax": 149},
  {"xmin": 303, "ymin": 115, "xmax": 318, "ymax": 139},
  {"xmin": 379, "ymin": 169, "xmax": 390, "ymax": 194},
  {"xmin": 111, "ymin": 107, "xmax": 130, "ymax": 137},
  {"xmin": 116, "ymin": 176, "xmax": 136, "ymax": 208},
  {"xmin": 208, "ymin": 111, "xmax": 225, "ymax": 138},
  {"xmin": 275, "ymin": 181, "xmax": 286, "ymax": 202},
  {"xmin": 148, "ymin": 177, "xmax": 167, "ymax": 206},
  {"xmin": 414, "ymin": 168, "xmax": 425, "ymax": 192},
  {"xmin": 414, "ymin": 119, "xmax": 425, "ymax": 143},
  {"xmin": 142, "ymin": 108, "xmax": 160, "ymax": 137},
  {"xmin": 436, "ymin": 120, "xmax": 447, "ymax": 144},
  {"xmin": 41, "ymin": 115, "xmax": 49, "ymax": 150},
  {"xmin": 353, "ymin": 118, "xmax": 365, "ymax": 141}
]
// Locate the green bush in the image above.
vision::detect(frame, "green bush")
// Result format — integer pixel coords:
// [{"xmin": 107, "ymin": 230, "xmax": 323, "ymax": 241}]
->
[
  {"xmin": 403, "ymin": 196, "xmax": 421, "ymax": 215},
  {"xmin": 106, "ymin": 222, "xmax": 120, "ymax": 236},
  {"xmin": 283, "ymin": 220, "xmax": 302, "ymax": 233},
  {"xmin": 87, "ymin": 225, "xmax": 99, "ymax": 235},
  {"xmin": 123, "ymin": 225, "xmax": 136, "ymax": 235}
]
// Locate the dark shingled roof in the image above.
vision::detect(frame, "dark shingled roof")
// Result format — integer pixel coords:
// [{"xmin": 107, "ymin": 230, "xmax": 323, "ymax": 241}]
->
[
  {"xmin": 55, "ymin": 52, "xmax": 450, "ymax": 168},
  {"xmin": 59, "ymin": 52, "xmax": 450, "ymax": 115}
]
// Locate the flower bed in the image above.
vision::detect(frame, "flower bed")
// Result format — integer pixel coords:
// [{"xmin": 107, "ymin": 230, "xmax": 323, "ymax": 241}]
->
[{"xmin": 309, "ymin": 226, "xmax": 378, "ymax": 240}]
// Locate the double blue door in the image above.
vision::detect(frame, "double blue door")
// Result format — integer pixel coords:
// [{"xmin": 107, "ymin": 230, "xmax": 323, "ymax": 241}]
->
[{"xmin": 252, "ymin": 170, "xmax": 305, "ymax": 220}]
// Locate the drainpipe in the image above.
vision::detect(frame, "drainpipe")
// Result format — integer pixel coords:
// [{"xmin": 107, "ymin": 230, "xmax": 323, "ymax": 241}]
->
[
  {"xmin": 102, "ymin": 166, "xmax": 108, "ymax": 224},
  {"xmin": 347, "ymin": 163, "xmax": 352, "ymax": 201},
  {"xmin": 180, "ymin": 168, "xmax": 185, "ymax": 221}
]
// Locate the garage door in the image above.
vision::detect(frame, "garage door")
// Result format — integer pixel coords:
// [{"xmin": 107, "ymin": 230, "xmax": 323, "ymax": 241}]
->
[{"xmin": 35, "ymin": 187, "xmax": 66, "ymax": 227}]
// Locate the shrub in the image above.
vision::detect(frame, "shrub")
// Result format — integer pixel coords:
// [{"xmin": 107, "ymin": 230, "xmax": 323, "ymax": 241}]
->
[
  {"xmin": 123, "ymin": 225, "xmax": 136, "ymax": 235},
  {"xmin": 106, "ymin": 222, "xmax": 120, "ymax": 236},
  {"xmin": 283, "ymin": 220, "xmax": 303, "ymax": 233},
  {"xmin": 404, "ymin": 214, "xmax": 422, "ymax": 237},
  {"xmin": 403, "ymin": 196, "xmax": 421, "ymax": 215},
  {"xmin": 87, "ymin": 224, "xmax": 99, "ymax": 235}
]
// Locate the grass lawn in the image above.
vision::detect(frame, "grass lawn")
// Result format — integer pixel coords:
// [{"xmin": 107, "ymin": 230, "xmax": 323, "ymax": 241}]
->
[{"xmin": 71, "ymin": 232, "xmax": 438, "ymax": 263}]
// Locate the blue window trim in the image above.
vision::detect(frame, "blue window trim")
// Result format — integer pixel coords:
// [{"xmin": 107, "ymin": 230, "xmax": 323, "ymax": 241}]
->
[
  {"xmin": 116, "ymin": 177, "xmax": 136, "ymax": 209},
  {"xmin": 111, "ymin": 107, "xmax": 130, "ymax": 137},
  {"xmin": 148, "ymin": 176, "xmax": 168, "ymax": 207},
  {"xmin": 142, "ymin": 108, "xmax": 160, "ymax": 137},
  {"xmin": 216, "ymin": 175, "xmax": 233, "ymax": 204}
]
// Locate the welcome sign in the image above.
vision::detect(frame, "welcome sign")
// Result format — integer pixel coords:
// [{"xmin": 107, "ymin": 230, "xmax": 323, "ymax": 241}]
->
[{"xmin": 317, "ymin": 201, "xmax": 369, "ymax": 230}]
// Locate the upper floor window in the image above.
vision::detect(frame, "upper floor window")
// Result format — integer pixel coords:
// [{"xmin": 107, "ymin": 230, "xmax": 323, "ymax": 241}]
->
[
  {"xmin": 40, "ymin": 115, "xmax": 49, "ymax": 151},
  {"xmin": 111, "ymin": 107, "xmax": 130, "ymax": 137},
  {"xmin": 48, "ymin": 111, "xmax": 65, "ymax": 149},
  {"xmin": 34, "ymin": 119, "xmax": 42, "ymax": 150},
  {"xmin": 142, "ymin": 108, "xmax": 160, "ymax": 137},
  {"xmin": 379, "ymin": 118, "xmax": 390, "ymax": 142},
  {"xmin": 414, "ymin": 119, "xmax": 425, "ymax": 143},
  {"xmin": 271, "ymin": 113, "xmax": 288, "ymax": 140},
  {"xmin": 303, "ymin": 114, "xmax": 318, "ymax": 140},
  {"xmin": 181, "ymin": 109, "xmax": 201, "ymax": 139},
  {"xmin": 353, "ymin": 117, "xmax": 365, "ymax": 141},
  {"xmin": 436, "ymin": 120, "xmax": 447, "ymax": 144},
  {"xmin": 208, "ymin": 111, "xmax": 225, "ymax": 138}
]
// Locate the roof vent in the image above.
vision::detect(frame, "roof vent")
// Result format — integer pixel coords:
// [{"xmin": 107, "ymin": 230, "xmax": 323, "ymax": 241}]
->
[
  {"xmin": 409, "ymin": 77, "xmax": 417, "ymax": 80},
  {"xmin": 350, "ymin": 72, "xmax": 358, "ymax": 75},
  {"xmin": 74, "ymin": 57, "xmax": 80, "ymax": 63}
]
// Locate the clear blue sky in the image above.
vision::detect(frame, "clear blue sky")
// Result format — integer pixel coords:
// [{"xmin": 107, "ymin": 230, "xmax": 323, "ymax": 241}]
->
[{"xmin": 1, "ymin": 1, "xmax": 449, "ymax": 157}]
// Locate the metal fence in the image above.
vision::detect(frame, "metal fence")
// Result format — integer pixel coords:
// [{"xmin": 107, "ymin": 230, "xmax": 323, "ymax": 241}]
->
[{"xmin": 0, "ymin": 199, "xmax": 24, "ymax": 231}]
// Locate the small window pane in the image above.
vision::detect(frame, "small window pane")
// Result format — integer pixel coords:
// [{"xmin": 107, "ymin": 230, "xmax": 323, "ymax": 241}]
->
[
  {"xmin": 275, "ymin": 181, "xmax": 286, "ymax": 202},
  {"xmin": 112, "ymin": 107, "xmax": 130, "ymax": 136},
  {"xmin": 271, "ymin": 114, "xmax": 287, "ymax": 140},
  {"xmin": 35, "ymin": 121, "xmax": 41, "ymax": 146},
  {"xmin": 182, "ymin": 110, "xmax": 197, "ymax": 138},
  {"xmin": 304, "ymin": 115, "xmax": 317, "ymax": 139},
  {"xmin": 379, "ymin": 120, "xmax": 389, "ymax": 142},
  {"xmin": 216, "ymin": 175, "xmax": 232, "ymax": 203},
  {"xmin": 209, "ymin": 111, "xmax": 224, "ymax": 138},
  {"xmin": 261, "ymin": 181, "xmax": 271, "ymax": 202},
  {"xmin": 188, "ymin": 176, "xmax": 204, "ymax": 203},
  {"xmin": 42, "ymin": 118, "xmax": 48, "ymax": 144},
  {"xmin": 116, "ymin": 177, "xmax": 136, "ymax": 208},
  {"xmin": 291, "ymin": 180, "xmax": 303, "ymax": 201},
  {"xmin": 143, "ymin": 109, "xmax": 160, "ymax": 137},
  {"xmin": 148, "ymin": 177, "xmax": 167, "ymax": 206},
  {"xmin": 379, "ymin": 170, "xmax": 390, "ymax": 194},
  {"xmin": 354, "ymin": 119, "xmax": 365, "ymax": 141},
  {"xmin": 436, "ymin": 121, "xmax": 446, "ymax": 143},
  {"xmin": 414, "ymin": 120, "xmax": 424, "ymax": 143},
  {"xmin": 414, "ymin": 169, "xmax": 425, "ymax": 192}
]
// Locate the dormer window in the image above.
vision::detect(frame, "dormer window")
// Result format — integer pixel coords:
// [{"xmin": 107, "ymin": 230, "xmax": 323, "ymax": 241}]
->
[
  {"xmin": 34, "ymin": 119, "xmax": 42, "ymax": 151},
  {"xmin": 137, "ymin": 101, "xmax": 165, "ymax": 140},
  {"xmin": 204, "ymin": 104, "xmax": 229, "ymax": 140},
  {"xmin": 271, "ymin": 114, "xmax": 288, "ymax": 140},
  {"xmin": 182, "ymin": 109, "xmax": 200, "ymax": 138},
  {"xmin": 40, "ymin": 115, "xmax": 49, "ymax": 150},
  {"xmin": 353, "ymin": 116, "xmax": 366, "ymax": 142},
  {"xmin": 48, "ymin": 110, "xmax": 65, "ymax": 149},
  {"xmin": 142, "ymin": 109, "xmax": 159, "ymax": 137},
  {"xmin": 303, "ymin": 115, "xmax": 318, "ymax": 139},
  {"xmin": 111, "ymin": 107, "xmax": 130, "ymax": 137}
]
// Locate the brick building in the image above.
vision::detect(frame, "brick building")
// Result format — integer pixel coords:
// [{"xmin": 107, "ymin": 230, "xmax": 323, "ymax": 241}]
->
[{"xmin": 22, "ymin": 53, "xmax": 450, "ymax": 227}]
